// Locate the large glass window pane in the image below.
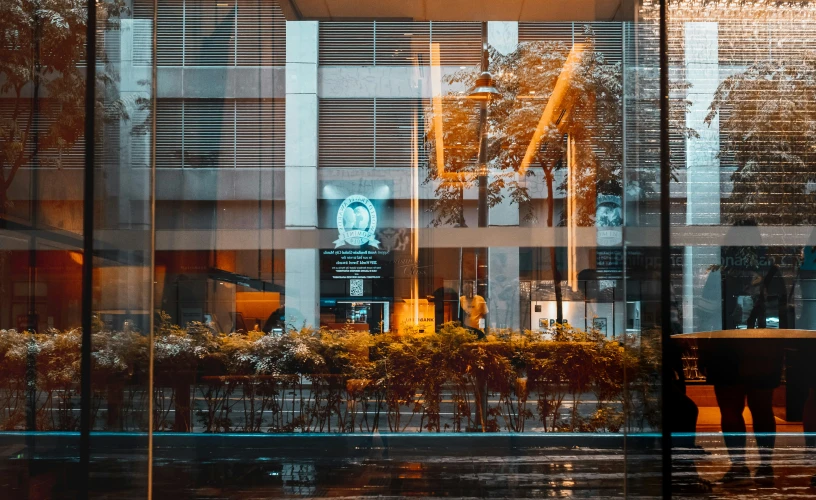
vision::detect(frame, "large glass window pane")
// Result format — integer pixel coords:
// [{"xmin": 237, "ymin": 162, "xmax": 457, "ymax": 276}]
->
[
  {"xmin": 2, "ymin": 0, "xmax": 683, "ymax": 497},
  {"xmin": 0, "ymin": 0, "xmax": 90, "ymax": 496},
  {"xmin": 136, "ymin": 2, "xmax": 666, "ymax": 495},
  {"xmin": 88, "ymin": 0, "xmax": 154, "ymax": 496},
  {"xmin": 668, "ymin": 0, "xmax": 816, "ymax": 494}
]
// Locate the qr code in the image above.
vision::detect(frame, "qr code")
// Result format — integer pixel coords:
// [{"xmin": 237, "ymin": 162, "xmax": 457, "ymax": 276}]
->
[{"xmin": 349, "ymin": 279, "xmax": 364, "ymax": 296}]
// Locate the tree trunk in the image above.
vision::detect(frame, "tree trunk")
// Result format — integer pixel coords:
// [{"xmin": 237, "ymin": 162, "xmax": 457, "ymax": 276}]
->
[
  {"xmin": 106, "ymin": 381, "xmax": 124, "ymax": 431},
  {"xmin": 545, "ymin": 170, "xmax": 564, "ymax": 324},
  {"xmin": 173, "ymin": 374, "xmax": 193, "ymax": 432},
  {"xmin": 458, "ymin": 183, "xmax": 466, "ymax": 227}
]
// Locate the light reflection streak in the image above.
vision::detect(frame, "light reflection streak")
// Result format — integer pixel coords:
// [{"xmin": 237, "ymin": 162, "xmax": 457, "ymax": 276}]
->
[
  {"xmin": 430, "ymin": 42, "xmax": 446, "ymax": 178},
  {"xmin": 519, "ymin": 43, "xmax": 585, "ymax": 175}
]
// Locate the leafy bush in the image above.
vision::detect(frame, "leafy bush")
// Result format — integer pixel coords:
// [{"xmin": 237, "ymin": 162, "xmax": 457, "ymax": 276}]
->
[{"xmin": 0, "ymin": 317, "xmax": 661, "ymax": 433}]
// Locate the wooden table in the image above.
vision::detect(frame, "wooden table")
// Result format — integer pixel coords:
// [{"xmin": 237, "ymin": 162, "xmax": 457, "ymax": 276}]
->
[{"xmin": 672, "ymin": 329, "xmax": 816, "ymax": 420}]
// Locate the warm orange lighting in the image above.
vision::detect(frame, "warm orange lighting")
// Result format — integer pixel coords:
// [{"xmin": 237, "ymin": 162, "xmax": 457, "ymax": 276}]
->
[
  {"xmin": 69, "ymin": 251, "xmax": 83, "ymax": 265},
  {"xmin": 429, "ymin": 42, "xmax": 447, "ymax": 179},
  {"xmin": 411, "ymin": 106, "xmax": 420, "ymax": 326},
  {"xmin": 567, "ymin": 135, "xmax": 578, "ymax": 292},
  {"xmin": 519, "ymin": 43, "xmax": 585, "ymax": 175}
]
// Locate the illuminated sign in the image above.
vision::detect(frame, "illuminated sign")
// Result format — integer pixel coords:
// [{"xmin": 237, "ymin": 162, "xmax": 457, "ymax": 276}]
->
[{"xmin": 334, "ymin": 194, "xmax": 380, "ymax": 248}]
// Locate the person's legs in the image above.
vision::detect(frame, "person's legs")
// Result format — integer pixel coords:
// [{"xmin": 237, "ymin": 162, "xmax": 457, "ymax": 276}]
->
[
  {"xmin": 671, "ymin": 389, "xmax": 699, "ymax": 436},
  {"xmin": 746, "ymin": 387, "xmax": 776, "ymax": 479},
  {"xmin": 671, "ymin": 391, "xmax": 712, "ymax": 493},
  {"xmin": 715, "ymin": 385, "xmax": 748, "ymax": 458}
]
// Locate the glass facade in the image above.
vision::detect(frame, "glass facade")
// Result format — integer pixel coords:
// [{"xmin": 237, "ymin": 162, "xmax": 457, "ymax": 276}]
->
[{"xmin": 1, "ymin": 0, "xmax": 814, "ymax": 497}]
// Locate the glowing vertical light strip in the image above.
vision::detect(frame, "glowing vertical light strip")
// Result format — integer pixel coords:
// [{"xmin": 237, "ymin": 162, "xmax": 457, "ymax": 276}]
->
[
  {"xmin": 430, "ymin": 43, "xmax": 445, "ymax": 177},
  {"xmin": 566, "ymin": 135, "xmax": 572, "ymax": 291},
  {"xmin": 411, "ymin": 111, "xmax": 420, "ymax": 326},
  {"xmin": 567, "ymin": 136, "xmax": 578, "ymax": 291}
]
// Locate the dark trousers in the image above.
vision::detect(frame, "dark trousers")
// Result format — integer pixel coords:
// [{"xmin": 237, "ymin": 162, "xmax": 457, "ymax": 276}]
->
[
  {"xmin": 670, "ymin": 389, "xmax": 699, "ymax": 450},
  {"xmin": 714, "ymin": 385, "xmax": 776, "ymax": 465}
]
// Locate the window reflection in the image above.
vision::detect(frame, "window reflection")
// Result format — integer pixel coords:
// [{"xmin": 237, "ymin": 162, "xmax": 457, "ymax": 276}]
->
[
  {"xmin": 665, "ymin": 0, "xmax": 816, "ymax": 493},
  {"xmin": 10, "ymin": 0, "xmax": 816, "ymax": 496},
  {"xmin": 0, "ymin": 0, "xmax": 659, "ymax": 494}
]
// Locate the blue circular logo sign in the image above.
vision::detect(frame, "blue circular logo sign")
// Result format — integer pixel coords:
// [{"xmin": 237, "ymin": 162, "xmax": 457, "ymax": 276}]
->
[{"xmin": 334, "ymin": 195, "xmax": 380, "ymax": 248}]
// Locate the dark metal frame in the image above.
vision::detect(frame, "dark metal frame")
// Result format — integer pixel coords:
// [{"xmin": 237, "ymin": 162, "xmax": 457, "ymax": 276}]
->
[
  {"xmin": 659, "ymin": 0, "xmax": 672, "ymax": 498},
  {"xmin": 79, "ymin": 0, "xmax": 96, "ymax": 498}
]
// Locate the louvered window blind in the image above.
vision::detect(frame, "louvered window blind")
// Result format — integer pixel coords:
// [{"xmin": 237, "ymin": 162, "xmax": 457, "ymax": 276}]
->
[
  {"xmin": 77, "ymin": 16, "xmax": 109, "ymax": 67},
  {"xmin": 715, "ymin": 20, "xmax": 816, "ymax": 66},
  {"xmin": 623, "ymin": 21, "xmax": 660, "ymax": 178},
  {"xmin": 132, "ymin": 19, "xmax": 153, "ymax": 66},
  {"xmin": 518, "ymin": 22, "xmax": 624, "ymax": 64},
  {"xmin": 0, "ymin": 100, "xmax": 86, "ymax": 170},
  {"xmin": 319, "ymin": 99, "xmax": 374, "ymax": 167},
  {"xmin": 154, "ymin": 99, "xmax": 284, "ymax": 168},
  {"xmin": 132, "ymin": 0, "xmax": 285, "ymax": 67},
  {"xmin": 319, "ymin": 22, "xmax": 482, "ymax": 66},
  {"xmin": 319, "ymin": 99, "xmax": 427, "ymax": 168}
]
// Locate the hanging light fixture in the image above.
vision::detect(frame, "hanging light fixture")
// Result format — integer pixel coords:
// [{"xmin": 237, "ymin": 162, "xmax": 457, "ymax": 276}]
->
[{"xmin": 467, "ymin": 71, "xmax": 500, "ymax": 101}]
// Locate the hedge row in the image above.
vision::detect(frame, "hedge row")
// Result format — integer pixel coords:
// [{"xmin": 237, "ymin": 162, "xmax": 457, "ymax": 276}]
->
[{"xmin": 0, "ymin": 316, "xmax": 661, "ymax": 433}]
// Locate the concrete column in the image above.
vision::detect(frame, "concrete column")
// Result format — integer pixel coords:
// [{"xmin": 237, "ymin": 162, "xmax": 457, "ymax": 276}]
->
[
  {"xmin": 488, "ymin": 247, "xmax": 521, "ymax": 330},
  {"xmin": 118, "ymin": 19, "xmax": 153, "ymax": 227},
  {"xmin": 486, "ymin": 21, "xmax": 520, "ymax": 228},
  {"xmin": 105, "ymin": 19, "xmax": 154, "ymax": 329},
  {"xmin": 284, "ymin": 21, "xmax": 319, "ymax": 329},
  {"xmin": 486, "ymin": 22, "xmax": 521, "ymax": 330},
  {"xmin": 683, "ymin": 22, "xmax": 721, "ymax": 332}
]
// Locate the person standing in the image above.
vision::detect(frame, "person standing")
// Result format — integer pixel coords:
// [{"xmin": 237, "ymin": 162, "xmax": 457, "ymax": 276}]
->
[
  {"xmin": 790, "ymin": 232, "xmax": 816, "ymax": 488},
  {"xmin": 698, "ymin": 220, "xmax": 786, "ymax": 485},
  {"xmin": 459, "ymin": 282, "xmax": 488, "ymax": 338}
]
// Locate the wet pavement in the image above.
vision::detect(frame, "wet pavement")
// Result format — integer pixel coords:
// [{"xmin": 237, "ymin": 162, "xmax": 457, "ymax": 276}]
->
[
  {"xmin": 673, "ymin": 433, "xmax": 816, "ymax": 499},
  {"xmin": 1, "ymin": 433, "xmax": 815, "ymax": 498}
]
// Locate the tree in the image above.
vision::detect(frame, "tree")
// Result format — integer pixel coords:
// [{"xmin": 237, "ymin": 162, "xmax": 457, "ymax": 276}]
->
[
  {"xmin": 0, "ymin": 0, "xmax": 128, "ymax": 216},
  {"xmin": 706, "ymin": 54, "xmax": 816, "ymax": 226},
  {"xmin": 424, "ymin": 33, "xmax": 624, "ymax": 323}
]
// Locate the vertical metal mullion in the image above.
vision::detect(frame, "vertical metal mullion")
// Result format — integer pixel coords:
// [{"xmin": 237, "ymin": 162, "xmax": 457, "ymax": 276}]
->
[
  {"xmin": 182, "ymin": 0, "xmax": 186, "ymax": 66},
  {"xmin": 621, "ymin": 21, "xmax": 628, "ymax": 335},
  {"xmin": 147, "ymin": 0, "xmax": 158, "ymax": 498},
  {"xmin": 621, "ymin": 20, "xmax": 629, "ymax": 499},
  {"xmin": 373, "ymin": 99, "xmax": 377, "ymax": 167},
  {"xmin": 234, "ymin": 101, "xmax": 238, "ymax": 168},
  {"xmin": 25, "ymin": 5, "xmax": 42, "ymax": 436},
  {"xmin": 79, "ymin": 0, "xmax": 97, "ymax": 496},
  {"xmin": 181, "ymin": 101, "xmax": 185, "ymax": 168},
  {"xmin": 659, "ymin": 0, "xmax": 673, "ymax": 498}
]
